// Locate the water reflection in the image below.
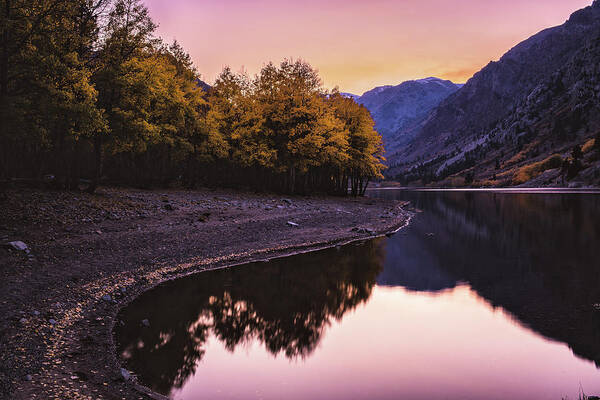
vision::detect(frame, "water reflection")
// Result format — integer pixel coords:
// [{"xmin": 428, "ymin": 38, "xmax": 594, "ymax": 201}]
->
[
  {"xmin": 371, "ymin": 190, "xmax": 600, "ymax": 367},
  {"xmin": 116, "ymin": 190, "xmax": 600, "ymax": 399},
  {"xmin": 116, "ymin": 240, "xmax": 385, "ymax": 395}
]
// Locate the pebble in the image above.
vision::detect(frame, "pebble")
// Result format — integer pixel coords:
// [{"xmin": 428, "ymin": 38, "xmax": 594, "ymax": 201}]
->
[
  {"xmin": 101, "ymin": 294, "xmax": 112, "ymax": 302},
  {"xmin": 7, "ymin": 241, "xmax": 28, "ymax": 252},
  {"xmin": 24, "ymin": 375, "xmax": 32, "ymax": 382},
  {"xmin": 120, "ymin": 368, "xmax": 131, "ymax": 381},
  {"xmin": 49, "ymin": 319, "xmax": 57, "ymax": 326},
  {"xmin": 352, "ymin": 227, "xmax": 375, "ymax": 235}
]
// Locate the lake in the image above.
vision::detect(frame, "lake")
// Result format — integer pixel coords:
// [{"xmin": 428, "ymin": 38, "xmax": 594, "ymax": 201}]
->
[{"xmin": 115, "ymin": 189, "xmax": 600, "ymax": 400}]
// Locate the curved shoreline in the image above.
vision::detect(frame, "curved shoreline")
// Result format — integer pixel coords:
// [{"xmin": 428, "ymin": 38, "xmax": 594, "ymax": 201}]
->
[
  {"xmin": 0, "ymin": 188, "xmax": 411, "ymax": 399},
  {"xmin": 110, "ymin": 214, "xmax": 412, "ymax": 400}
]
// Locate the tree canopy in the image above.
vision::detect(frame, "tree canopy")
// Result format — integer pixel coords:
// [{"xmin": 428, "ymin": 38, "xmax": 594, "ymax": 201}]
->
[{"xmin": 0, "ymin": 0, "xmax": 385, "ymax": 195}]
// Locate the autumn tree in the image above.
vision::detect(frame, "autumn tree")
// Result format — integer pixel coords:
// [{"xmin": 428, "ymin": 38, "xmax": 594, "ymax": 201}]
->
[
  {"xmin": 250, "ymin": 60, "xmax": 350, "ymax": 193},
  {"xmin": 0, "ymin": 1, "xmax": 385, "ymax": 196},
  {"xmin": 328, "ymin": 92, "xmax": 385, "ymax": 195},
  {"xmin": 162, "ymin": 58, "xmax": 385, "ymax": 195},
  {"xmin": 0, "ymin": 0, "xmax": 107, "ymax": 186}
]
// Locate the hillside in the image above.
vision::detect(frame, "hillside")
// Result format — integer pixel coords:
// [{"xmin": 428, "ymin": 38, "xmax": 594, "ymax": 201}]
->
[{"xmin": 386, "ymin": 1, "xmax": 600, "ymax": 188}]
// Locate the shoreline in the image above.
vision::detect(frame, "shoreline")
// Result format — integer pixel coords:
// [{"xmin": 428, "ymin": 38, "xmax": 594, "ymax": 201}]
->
[
  {"xmin": 368, "ymin": 186, "xmax": 600, "ymax": 193},
  {"xmin": 0, "ymin": 187, "xmax": 410, "ymax": 399},
  {"xmin": 111, "ymin": 214, "xmax": 412, "ymax": 400}
]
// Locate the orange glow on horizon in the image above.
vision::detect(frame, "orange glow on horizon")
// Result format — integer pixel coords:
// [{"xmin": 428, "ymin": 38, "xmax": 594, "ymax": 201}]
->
[{"xmin": 144, "ymin": 0, "xmax": 593, "ymax": 94}]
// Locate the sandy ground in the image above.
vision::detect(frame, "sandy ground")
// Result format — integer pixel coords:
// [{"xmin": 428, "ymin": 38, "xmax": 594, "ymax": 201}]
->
[{"xmin": 0, "ymin": 187, "xmax": 409, "ymax": 400}]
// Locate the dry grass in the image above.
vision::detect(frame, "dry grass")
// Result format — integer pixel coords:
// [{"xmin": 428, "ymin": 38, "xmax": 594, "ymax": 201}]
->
[
  {"xmin": 437, "ymin": 176, "xmax": 467, "ymax": 188},
  {"xmin": 470, "ymin": 179, "xmax": 500, "ymax": 187},
  {"xmin": 513, "ymin": 154, "xmax": 563, "ymax": 184},
  {"xmin": 506, "ymin": 150, "xmax": 527, "ymax": 166},
  {"xmin": 582, "ymin": 138, "xmax": 596, "ymax": 153},
  {"xmin": 505, "ymin": 140, "xmax": 542, "ymax": 167}
]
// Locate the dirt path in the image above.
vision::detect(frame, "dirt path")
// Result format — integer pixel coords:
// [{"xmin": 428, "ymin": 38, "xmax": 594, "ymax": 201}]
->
[{"xmin": 0, "ymin": 187, "xmax": 409, "ymax": 399}]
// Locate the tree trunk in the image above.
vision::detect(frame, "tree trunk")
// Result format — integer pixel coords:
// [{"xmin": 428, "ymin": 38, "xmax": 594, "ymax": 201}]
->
[
  {"xmin": 360, "ymin": 178, "xmax": 370, "ymax": 196},
  {"xmin": 0, "ymin": 0, "xmax": 11, "ymax": 180},
  {"xmin": 87, "ymin": 135, "xmax": 103, "ymax": 193},
  {"xmin": 69, "ymin": 139, "xmax": 81, "ymax": 190},
  {"xmin": 288, "ymin": 165, "xmax": 296, "ymax": 194}
]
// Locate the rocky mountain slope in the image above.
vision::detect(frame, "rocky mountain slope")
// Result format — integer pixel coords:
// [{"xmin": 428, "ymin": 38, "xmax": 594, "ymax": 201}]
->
[
  {"xmin": 350, "ymin": 78, "xmax": 461, "ymax": 154},
  {"xmin": 386, "ymin": 0, "xmax": 600, "ymax": 187}
]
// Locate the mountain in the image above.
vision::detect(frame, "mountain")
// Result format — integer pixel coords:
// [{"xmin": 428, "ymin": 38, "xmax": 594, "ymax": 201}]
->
[
  {"xmin": 355, "ymin": 78, "xmax": 461, "ymax": 153},
  {"xmin": 387, "ymin": 1, "xmax": 600, "ymax": 187}
]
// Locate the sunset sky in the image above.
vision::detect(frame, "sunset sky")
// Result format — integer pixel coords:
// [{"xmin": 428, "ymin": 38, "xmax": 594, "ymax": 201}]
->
[{"xmin": 144, "ymin": 0, "xmax": 593, "ymax": 94}]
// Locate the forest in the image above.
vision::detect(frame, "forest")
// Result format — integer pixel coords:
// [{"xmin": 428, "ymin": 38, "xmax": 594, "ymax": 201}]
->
[{"xmin": 0, "ymin": 0, "xmax": 385, "ymax": 196}]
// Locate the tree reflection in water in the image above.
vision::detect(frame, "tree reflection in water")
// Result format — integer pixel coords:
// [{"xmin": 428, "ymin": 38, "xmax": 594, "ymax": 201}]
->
[{"xmin": 115, "ymin": 239, "xmax": 385, "ymax": 395}]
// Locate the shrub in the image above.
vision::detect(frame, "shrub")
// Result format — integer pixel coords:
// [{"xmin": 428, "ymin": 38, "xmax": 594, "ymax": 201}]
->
[
  {"xmin": 582, "ymin": 138, "xmax": 596, "ymax": 153},
  {"xmin": 513, "ymin": 154, "xmax": 563, "ymax": 184}
]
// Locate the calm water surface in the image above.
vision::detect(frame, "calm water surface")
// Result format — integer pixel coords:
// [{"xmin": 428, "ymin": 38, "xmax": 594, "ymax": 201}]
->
[{"xmin": 116, "ymin": 190, "xmax": 600, "ymax": 400}]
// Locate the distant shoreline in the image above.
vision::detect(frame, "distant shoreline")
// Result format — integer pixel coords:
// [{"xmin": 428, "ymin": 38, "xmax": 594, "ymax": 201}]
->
[{"xmin": 369, "ymin": 186, "xmax": 600, "ymax": 194}]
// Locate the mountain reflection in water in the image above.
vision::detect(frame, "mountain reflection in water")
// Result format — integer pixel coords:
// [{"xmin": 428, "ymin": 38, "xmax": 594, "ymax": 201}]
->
[
  {"xmin": 116, "ymin": 190, "xmax": 600, "ymax": 400},
  {"xmin": 373, "ymin": 190, "xmax": 600, "ymax": 366}
]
